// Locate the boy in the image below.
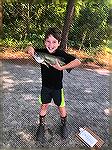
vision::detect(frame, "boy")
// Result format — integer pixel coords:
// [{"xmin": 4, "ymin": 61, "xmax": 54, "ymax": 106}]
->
[{"xmin": 27, "ymin": 27, "xmax": 81, "ymax": 138}]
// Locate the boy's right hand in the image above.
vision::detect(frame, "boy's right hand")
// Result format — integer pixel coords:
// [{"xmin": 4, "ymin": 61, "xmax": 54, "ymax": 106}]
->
[{"xmin": 25, "ymin": 46, "xmax": 35, "ymax": 56}]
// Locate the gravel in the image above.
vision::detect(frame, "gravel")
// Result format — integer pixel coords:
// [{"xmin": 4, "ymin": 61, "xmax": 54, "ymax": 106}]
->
[{"xmin": 0, "ymin": 59, "xmax": 111, "ymax": 150}]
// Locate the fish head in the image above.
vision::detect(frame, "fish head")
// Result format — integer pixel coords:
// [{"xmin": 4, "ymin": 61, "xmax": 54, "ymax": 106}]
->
[{"xmin": 33, "ymin": 53, "xmax": 45, "ymax": 63}]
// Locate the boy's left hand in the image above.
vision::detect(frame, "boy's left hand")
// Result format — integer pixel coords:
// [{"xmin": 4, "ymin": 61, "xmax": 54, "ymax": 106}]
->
[{"xmin": 50, "ymin": 59, "xmax": 63, "ymax": 71}]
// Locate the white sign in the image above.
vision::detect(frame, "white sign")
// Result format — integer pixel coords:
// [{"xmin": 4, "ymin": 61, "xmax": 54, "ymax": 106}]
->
[{"xmin": 78, "ymin": 128, "xmax": 98, "ymax": 147}]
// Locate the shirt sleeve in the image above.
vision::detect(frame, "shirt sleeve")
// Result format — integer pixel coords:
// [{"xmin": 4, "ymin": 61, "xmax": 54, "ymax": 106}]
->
[{"xmin": 60, "ymin": 50, "xmax": 76, "ymax": 64}]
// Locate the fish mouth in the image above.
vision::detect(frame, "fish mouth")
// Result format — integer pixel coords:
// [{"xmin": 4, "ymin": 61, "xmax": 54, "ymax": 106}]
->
[{"xmin": 37, "ymin": 57, "xmax": 44, "ymax": 63}]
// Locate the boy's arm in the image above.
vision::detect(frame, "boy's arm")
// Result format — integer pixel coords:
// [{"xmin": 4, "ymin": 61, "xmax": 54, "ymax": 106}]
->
[{"xmin": 62, "ymin": 59, "xmax": 81, "ymax": 70}]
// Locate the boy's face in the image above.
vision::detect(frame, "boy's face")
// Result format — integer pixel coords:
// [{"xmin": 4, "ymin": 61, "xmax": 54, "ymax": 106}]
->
[{"xmin": 45, "ymin": 35, "xmax": 60, "ymax": 53}]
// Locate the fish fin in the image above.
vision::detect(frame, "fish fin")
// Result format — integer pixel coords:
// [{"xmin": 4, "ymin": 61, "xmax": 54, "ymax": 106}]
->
[{"xmin": 42, "ymin": 62, "xmax": 49, "ymax": 68}]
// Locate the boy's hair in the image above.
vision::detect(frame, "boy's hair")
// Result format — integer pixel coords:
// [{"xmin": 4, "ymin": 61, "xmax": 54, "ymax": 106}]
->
[{"xmin": 45, "ymin": 27, "xmax": 62, "ymax": 42}]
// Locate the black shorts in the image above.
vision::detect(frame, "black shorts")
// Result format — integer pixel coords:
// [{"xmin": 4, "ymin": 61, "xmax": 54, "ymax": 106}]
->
[{"xmin": 40, "ymin": 86, "xmax": 65, "ymax": 107}]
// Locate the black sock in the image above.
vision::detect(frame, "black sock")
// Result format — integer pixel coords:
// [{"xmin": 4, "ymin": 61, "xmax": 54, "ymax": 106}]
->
[
  {"xmin": 39, "ymin": 115, "xmax": 46, "ymax": 125},
  {"xmin": 61, "ymin": 116, "xmax": 67, "ymax": 126}
]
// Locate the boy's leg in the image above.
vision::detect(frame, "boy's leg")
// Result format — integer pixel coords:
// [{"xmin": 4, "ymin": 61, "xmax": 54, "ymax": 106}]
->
[
  {"xmin": 40, "ymin": 104, "xmax": 49, "ymax": 116},
  {"xmin": 57, "ymin": 90, "xmax": 68, "ymax": 139},
  {"xmin": 52, "ymin": 88, "xmax": 67, "ymax": 125},
  {"xmin": 39, "ymin": 104, "xmax": 49, "ymax": 125},
  {"xmin": 39, "ymin": 87, "xmax": 52, "ymax": 125},
  {"xmin": 58, "ymin": 106, "xmax": 67, "ymax": 126},
  {"xmin": 58, "ymin": 106, "xmax": 68, "ymax": 139},
  {"xmin": 36, "ymin": 104, "xmax": 48, "ymax": 141},
  {"xmin": 58, "ymin": 89, "xmax": 67, "ymax": 126}
]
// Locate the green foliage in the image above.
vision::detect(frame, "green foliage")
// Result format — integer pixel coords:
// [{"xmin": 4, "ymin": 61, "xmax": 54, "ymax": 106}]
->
[
  {"xmin": 2, "ymin": 0, "xmax": 111, "ymax": 53},
  {"xmin": 2, "ymin": 1, "xmax": 66, "ymax": 48},
  {"xmin": 68, "ymin": 1, "xmax": 110, "ymax": 51},
  {"xmin": 0, "ymin": 38, "xmax": 30, "ymax": 49}
]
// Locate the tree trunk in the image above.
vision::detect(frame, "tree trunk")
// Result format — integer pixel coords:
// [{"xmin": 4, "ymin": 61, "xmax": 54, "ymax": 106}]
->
[
  {"xmin": 0, "ymin": 0, "xmax": 3, "ymax": 37},
  {"xmin": 109, "ymin": 8, "xmax": 112, "ymax": 26},
  {"xmin": 60, "ymin": 0, "xmax": 75, "ymax": 51}
]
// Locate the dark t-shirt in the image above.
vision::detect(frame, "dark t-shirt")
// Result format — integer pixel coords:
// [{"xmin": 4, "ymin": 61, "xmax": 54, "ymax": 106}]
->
[{"xmin": 35, "ymin": 48, "xmax": 76, "ymax": 89}]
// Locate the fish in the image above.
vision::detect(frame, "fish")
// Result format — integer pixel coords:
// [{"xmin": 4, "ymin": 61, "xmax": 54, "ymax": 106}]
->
[{"xmin": 33, "ymin": 52, "xmax": 71, "ymax": 73}]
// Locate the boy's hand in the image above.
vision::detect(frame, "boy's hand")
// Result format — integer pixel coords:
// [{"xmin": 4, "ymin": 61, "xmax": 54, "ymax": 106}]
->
[
  {"xmin": 51, "ymin": 59, "xmax": 64, "ymax": 71},
  {"xmin": 25, "ymin": 46, "xmax": 35, "ymax": 56}
]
